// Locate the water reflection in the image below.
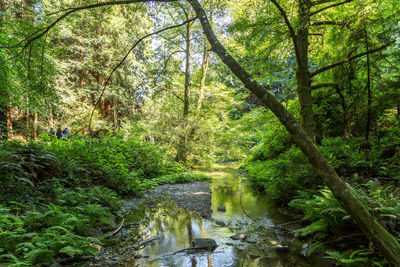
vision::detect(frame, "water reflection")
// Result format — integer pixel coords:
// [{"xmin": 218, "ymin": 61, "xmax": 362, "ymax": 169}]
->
[{"xmin": 120, "ymin": 167, "xmax": 331, "ymax": 267}]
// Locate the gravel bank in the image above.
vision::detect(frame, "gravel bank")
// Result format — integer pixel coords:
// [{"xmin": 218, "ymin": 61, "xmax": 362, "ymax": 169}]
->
[{"xmin": 146, "ymin": 182, "xmax": 212, "ymax": 219}]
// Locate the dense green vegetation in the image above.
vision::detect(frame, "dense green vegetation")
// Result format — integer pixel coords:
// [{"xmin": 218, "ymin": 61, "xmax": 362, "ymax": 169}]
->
[
  {"xmin": 1, "ymin": 0, "xmax": 400, "ymax": 265},
  {"xmin": 0, "ymin": 137, "xmax": 208, "ymax": 266}
]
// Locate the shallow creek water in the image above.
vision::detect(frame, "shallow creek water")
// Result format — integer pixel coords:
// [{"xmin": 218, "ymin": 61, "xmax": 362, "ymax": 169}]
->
[{"xmin": 113, "ymin": 167, "xmax": 332, "ymax": 267}]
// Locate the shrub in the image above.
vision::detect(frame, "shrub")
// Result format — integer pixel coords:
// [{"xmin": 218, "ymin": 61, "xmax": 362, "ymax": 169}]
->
[
  {"xmin": 45, "ymin": 134, "xmax": 181, "ymax": 194},
  {"xmin": 245, "ymin": 146, "xmax": 319, "ymax": 204},
  {"xmin": 153, "ymin": 172, "xmax": 210, "ymax": 185}
]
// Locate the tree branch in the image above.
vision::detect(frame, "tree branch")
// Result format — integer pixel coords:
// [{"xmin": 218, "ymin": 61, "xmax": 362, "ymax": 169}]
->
[
  {"xmin": 1, "ymin": 0, "xmax": 177, "ymax": 55},
  {"xmin": 154, "ymin": 50, "xmax": 185, "ymax": 84},
  {"xmin": 152, "ymin": 87, "xmax": 185, "ymax": 103},
  {"xmin": 311, "ymin": 0, "xmax": 338, "ymax": 6},
  {"xmin": 311, "ymin": 21, "xmax": 352, "ymax": 30},
  {"xmin": 310, "ymin": 0, "xmax": 353, "ymax": 16},
  {"xmin": 188, "ymin": 2, "xmax": 400, "ymax": 263},
  {"xmin": 311, "ymin": 41, "xmax": 394, "ymax": 77},
  {"xmin": 88, "ymin": 17, "xmax": 196, "ymax": 132},
  {"xmin": 311, "ymin": 83, "xmax": 337, "ymax": 90},
  {"xmin": 269, "ymin": 0, "xmax": 296, "ymax": 39}
]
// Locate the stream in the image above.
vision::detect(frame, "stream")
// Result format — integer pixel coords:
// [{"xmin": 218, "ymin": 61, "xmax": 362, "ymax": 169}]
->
[{"xmin": 99, "ymin": 166, "xmax": 332, "ymax": 266}]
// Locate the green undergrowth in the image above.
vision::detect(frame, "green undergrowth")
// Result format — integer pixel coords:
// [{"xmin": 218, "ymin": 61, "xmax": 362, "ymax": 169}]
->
[
  {"xmin": 0, "ymin": 186, "xmax": 120, "ymax": 266},
  {"xmin": 152, "ymin": 172, "xmax": 210, "ymax": 185},
  {"xmin": 243, "ymin": 122, "xmax": 400, "ymax": 265},
  {"xmin": 0, "ymin": 135, "xmax": 209, "ymax": 266}
]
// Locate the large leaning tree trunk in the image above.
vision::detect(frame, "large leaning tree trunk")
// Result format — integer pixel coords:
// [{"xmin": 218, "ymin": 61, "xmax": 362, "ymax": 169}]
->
[{"xmin": 188, "ymin": 0, "xmax": 400, "ymax": 265}]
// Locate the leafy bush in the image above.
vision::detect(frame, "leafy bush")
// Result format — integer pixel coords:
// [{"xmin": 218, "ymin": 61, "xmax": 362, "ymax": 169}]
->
[
  {"xmin": 289, "ymin": 188, "xmax": 347, "ymax": 237},
  {"xmin": 45, "ymin": 134, "xmax": 181, "ymax": 194},
  {"xmin": 153, "ymin": 172, "xmax": 210, "ymax": 185},
  {"xmin": 245, "ymin": 146, "xmax": 319, "ymax": 204}
]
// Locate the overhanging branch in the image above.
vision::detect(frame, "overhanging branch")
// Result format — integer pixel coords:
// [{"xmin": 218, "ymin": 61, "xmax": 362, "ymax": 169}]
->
[{"xmin": 311, "ymin": 41, "xmax": 394, "ymax": 77}]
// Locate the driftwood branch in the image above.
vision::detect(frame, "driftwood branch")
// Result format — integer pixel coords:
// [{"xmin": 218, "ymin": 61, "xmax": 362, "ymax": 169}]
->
[
  {"xmin": 311, "ymin": 41, "xmax": 394, "ymax": 77},
  {"xmin": 88, "ymin": 17, "xmax": 197, "ymax": 133}
]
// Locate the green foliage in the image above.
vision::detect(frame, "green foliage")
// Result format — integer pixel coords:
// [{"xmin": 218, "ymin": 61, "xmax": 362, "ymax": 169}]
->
[
  {"xmin": 45, "ymin": 134, "xmax": 181, "ymax": 194},
  {"xmin": 289, "ymin": 188, "xmax": 347, "ymax": 236},
  {"xmin": 324, "ymin": 250, "xmax": 369, "ymax": 265},
  {"xmin": 0, "ymin": 141, "xmax": 61, "ymax": 203},
  {"xmin": 246, "ymin": 146, "xmax": 319, "ymax": 204},
  {"xmin": 0, "ymin": 186, "xmax": 119, "ymax": 266},
  {"xmin": 153, "ymin": 172, "xmax": 210, "ymax": 185}
]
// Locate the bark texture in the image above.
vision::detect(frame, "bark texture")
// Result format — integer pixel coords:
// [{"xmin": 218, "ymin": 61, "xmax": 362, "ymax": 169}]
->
[
  {"xmin": 188, "ymin": 0, "xmax": 400, "ymax": 265},
  {"xmin": 295, "ymin": 0, "xmax": 315, "ymax": 141}
]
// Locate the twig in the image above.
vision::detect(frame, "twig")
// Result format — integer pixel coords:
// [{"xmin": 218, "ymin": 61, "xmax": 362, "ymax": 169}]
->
[
  {"xmin": 110, "ymin": 218, "xmax": 125, "ymax": 236},
  {"xmin": 239, "ymin": 190, "xmax": 271, "ymax": 228},
  {"xmin": 239, "ymin": 190, "xmax": 306, "ymax": 228}
]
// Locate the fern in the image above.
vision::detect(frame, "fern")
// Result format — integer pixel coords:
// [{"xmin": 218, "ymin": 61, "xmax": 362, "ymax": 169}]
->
[{"xmin": 324, "ymin": 250, "xmax": 368, "ymax": 265}]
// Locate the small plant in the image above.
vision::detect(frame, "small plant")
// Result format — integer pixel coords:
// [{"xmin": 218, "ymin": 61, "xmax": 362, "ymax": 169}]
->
[
  {"xmin": 289, "ymin": 188, "xmax": 347, "ymax": 236},
  {"xmin": 324, "ymin": 249, "xmax": 369, "ymax": 265}
]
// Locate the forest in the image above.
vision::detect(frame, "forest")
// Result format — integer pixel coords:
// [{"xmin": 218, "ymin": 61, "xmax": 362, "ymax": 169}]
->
[{"xmin": 0, "ymin": 0, "xmax": 400, "ymax": 266}]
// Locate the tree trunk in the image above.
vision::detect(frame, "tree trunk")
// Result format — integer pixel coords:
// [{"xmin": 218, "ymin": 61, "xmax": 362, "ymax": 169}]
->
[
  {"xmin": 0, "ymin": 0, "xmax": 5, "ymax": 21},
  {"xmin": 196, "ymin": 36, "xmax": 210, "ymax": 118},
  {"xmin": 33, "ymin": 111, "xmax": 37, "ymax": 140},
  {"xmin": 176, "ymin": 17, "xmax": 192, "ymax": 162},
  {"xmin": 196, "ymin": 3, "xmax": 213, "ymax": 118},
  {"xmin": 365, "ymin": 27, "xmax": 372, "ymax": 141},
  {"xmin": 295, "ymin": 0, "xmax": 315, "ymax": 142},
  {"xmin": 0, "ymin": 0, "xmax": 11, "ymax": 139},
  {"xmin": 188, "ymin": 0, "xmax": 400, "ymax": 264}
]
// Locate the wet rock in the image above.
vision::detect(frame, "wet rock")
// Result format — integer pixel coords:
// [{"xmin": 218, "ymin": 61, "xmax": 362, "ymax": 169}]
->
[
  {"xmin": 300, "ymin": 243, "xmax": 310, "ymax": 257},
  {"xmin": 245, "ymin": 237, "xmax": 258, "ymax": 244},
  {"xmin": 103, "ymin": 260, "xmax": 119, "ymax": 267},
  {"xmin": 225, "ymin": 242, "xmax": 235, "ymax": 246},
  {"xmin": 271, "ymin": 245, "xmax": 289, "ymax": 253},
  {"xmin": 217, "ymin": 206, "xmax": 226, "ymax": 212},
  {"xmin": 215, "ymin": 220, "xmax": 226, "ymax": 226},
  {"xmin": 192, "ymin": 238, "xmax": 218, "ymax": 250},
  {"xmin": 230, "ymin": 234, "xmax": 247, "ymax": 240},
  {"xmin": 49, "ymin": 262, "xmax": 62, "ymax": 267}
]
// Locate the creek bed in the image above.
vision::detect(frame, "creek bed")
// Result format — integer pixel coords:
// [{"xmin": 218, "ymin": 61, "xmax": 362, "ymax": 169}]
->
[{"xmin": 95, "ymin": 166, "xmax": 332, "ymax": 266}]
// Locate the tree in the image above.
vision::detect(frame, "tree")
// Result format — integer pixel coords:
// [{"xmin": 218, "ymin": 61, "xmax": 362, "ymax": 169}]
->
[{"xmin": 188, "ymin": 0, "xmax": 400, "ymax": 264}]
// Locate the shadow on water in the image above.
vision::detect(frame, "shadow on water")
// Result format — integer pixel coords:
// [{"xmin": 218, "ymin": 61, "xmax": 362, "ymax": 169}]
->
[{"xmin": 117, "ymin": 165, "xmax": 333, "ymax": 266}]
